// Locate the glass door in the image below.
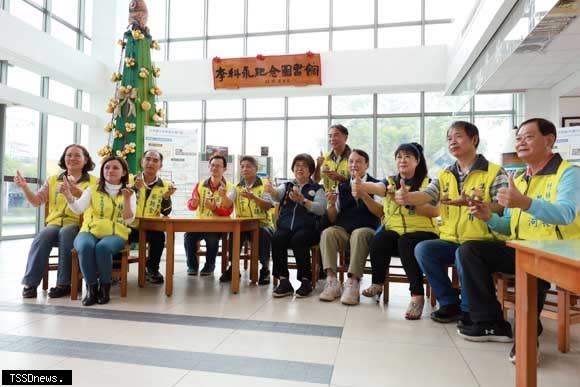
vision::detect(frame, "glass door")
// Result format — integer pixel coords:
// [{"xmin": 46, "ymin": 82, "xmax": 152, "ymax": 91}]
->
[{"xmin": 1, "ymin": 106, "xmax": 41, "ymax": 238}]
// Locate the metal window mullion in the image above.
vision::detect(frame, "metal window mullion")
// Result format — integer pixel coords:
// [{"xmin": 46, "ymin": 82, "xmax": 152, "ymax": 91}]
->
[
  {"xmin": 285, "ymin": 0, "xmax": 289, "ymax": 53},
  {"xmin": 203, "ymin": 0, "xmax": 209, "ymax": 58},
  {"xmin": 0, "ymin": 60, "xmax": 7, "ymax": 83},
  {"xmin": 166, "ymin": 0, "xmax": 172, "ymax": 60},
  {"xmin": 77, "ymin": 0, "xmax": 85, "ymax": 51},
  {"xmin": 243, "ymin": 0, "xmax": 248, "ymax": 56},
  {"xmin": 201, "ymin": 100, "xmax": 207, "ymax": 151},
  {"xmin": 327, "ymin": 95, "xmax": 332, "ymax": 148},
  {"xmin": 328, "ymin": 0, "xmax": 333, "ymax": 50},
  {"xmin": 373, "ymin": 0, "xmax": 378, "ymax": 49},
  {"xmin": 241, "ymin": 99, "xmax": 247, "ymax": 154},
  {"xmin": 43, "ymin": 0, "xmax": 51, "ymax": 33},
  {"xmin": 2, "ymin": 0, "xmax": 8, "ymax": 11},
  {"xmin": 372, "ymin": 93, "xmax": 378, "ymax": 177},
  {"xmin": 38, "ymin": 76, "xmax": 49, "ymax": 232},
  {"xmin": 421, "ymin": 0, "xmax": 425, "ymax": 46},
  {"xmin": 0, "ymin": 103, "xmax": 6, "ymax": 238},
  {"xmin": 74, "ymin": 89, "xmax": 82, "ymax": 143},
  {"xmin": 283, "ymin": 97, "xmax": 288, "ymax": 178},
  {"xmin": 420, "ymin": 91, "xmax": 425, "ymax": 146}
]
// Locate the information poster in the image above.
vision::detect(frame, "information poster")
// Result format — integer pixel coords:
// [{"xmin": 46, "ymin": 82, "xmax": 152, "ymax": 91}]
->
[
  {"xmin": 555, "ymin": 126, "xmax": 580, "ymax": 165},
  {"xmin": 144, "ymin": 126, "xmax": 199, "ymax": 216}
]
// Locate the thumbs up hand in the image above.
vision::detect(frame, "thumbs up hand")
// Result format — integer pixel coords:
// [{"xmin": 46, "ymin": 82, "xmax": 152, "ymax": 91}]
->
[
  {"xmin": 497, "ymin": 174, "xmax": 531, "ymax": 209},
  {"xmin": 441, "ymin": 190, "xmax": 469, "ymax": 207},
  {"xmin": 14, "ymin": 171, "xmax": 27, "ymax": 189},
  {"xmin": 217, "ymin": 182, "xmax": 227, "ymax": 198},
  {"xmin": 394, "ymin": 178, "xmax": 410, "ymax": 205},
  {"xmin": 61, "ymin": 176, "xmax": 75, "ymax": 202},
  {"xmin": 316, "ymin": 150, "xmax": 325, "ymax": 167}
]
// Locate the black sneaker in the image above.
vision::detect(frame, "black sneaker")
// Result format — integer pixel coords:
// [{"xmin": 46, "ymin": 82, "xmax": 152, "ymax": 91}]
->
[
  {"xmin": 187, "ymin": 268, "xmax": 199, "ymax": 276},
  {"xmin": 458, "ymin": 320, "xmax": 513, "ymax": 343},
  {"xmin": 146, "ymin": 268, "xmax": 164, "ymax": 284},
  {"xmin": 219, "ymin": 267, "xmax": 232, "ymax": 282},
  {"xmin": 22, "ymin": 286, "xmax": 37, "ymax": 298},
  {"xmin": 258, "ymin": 268, "xmax": 271, "ymax": 285},
  {"xmin": 273, "ymin": 278, "xmax": 294, "ymax": 298},
  {"xmin": 509, "ymin": 341, "xmax": 540, "ymax": 364},
  {"xmin": 430, "ymin": 303, "xmax": 462, "ymax": 323},
  {"xmin": 295, "ymin": 279, "xmax": 312, "ymax": 298},
  {"xmin": 456, "ymin": 312, "xmax": 473, "ymax": 329},
  {"xmin": 48, "ymin": 285, "xmax": 71, "ymax": 298},
  {"xmin": 200, "ymin": 265, "xmax": 214, "ymax": 276}
]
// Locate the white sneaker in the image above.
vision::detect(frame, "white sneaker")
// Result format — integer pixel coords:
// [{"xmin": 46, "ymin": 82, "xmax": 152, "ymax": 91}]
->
[
  {"xmin": 340, "ymin": 278, "xmax": 360, "ymax": 305},
  {"xmin": 319, "ymin": 278, "xmax": 342, "ymax": 302}
]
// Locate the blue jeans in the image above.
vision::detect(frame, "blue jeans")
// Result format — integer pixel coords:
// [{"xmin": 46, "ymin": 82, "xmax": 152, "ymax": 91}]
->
[
  {"xmin": 415, "ymin": 239, "xmax": 468, "ymax": 312},
  {"xmin": 184, "ymin": 232, "xmax": 222, "ymax": 271},
  {"xmin": 22, "ymin": 224, "xmax": 79, "ymax": 287},
  {"xmin": 73, "ymin": 232, "xmax": 125, "ymax": 285}
]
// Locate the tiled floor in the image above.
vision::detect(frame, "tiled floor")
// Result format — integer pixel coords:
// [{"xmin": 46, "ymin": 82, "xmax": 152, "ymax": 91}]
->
[{"xmin": 1, "ymin": 238, "xmax": 579, "ymax": 387}]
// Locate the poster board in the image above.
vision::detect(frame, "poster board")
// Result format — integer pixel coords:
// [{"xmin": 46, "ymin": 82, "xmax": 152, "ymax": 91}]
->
[
  {"xmin": 555, "ymin": 126, "xmax": 580, "ymax": 165},
  {"xmin": 144, "ymin": 125, "xmax": 199, "ymax": 216}
]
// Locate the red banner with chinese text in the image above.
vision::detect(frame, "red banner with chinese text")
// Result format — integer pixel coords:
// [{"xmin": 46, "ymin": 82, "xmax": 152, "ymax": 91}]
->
[{"xmin": 212, "ymin": 53, "xmax": 322, "ymax": 89}]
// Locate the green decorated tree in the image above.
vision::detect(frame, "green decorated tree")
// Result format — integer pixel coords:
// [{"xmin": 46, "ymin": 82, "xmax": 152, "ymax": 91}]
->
[{"xmin": 97, "ymin": 0, "xmax": 164, "ymax": 174}]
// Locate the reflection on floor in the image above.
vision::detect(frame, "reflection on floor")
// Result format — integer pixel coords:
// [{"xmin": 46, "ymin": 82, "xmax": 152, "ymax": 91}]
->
[{"xmin": 1, "ymin": 238, "xmax": 579, "ymax": 387}]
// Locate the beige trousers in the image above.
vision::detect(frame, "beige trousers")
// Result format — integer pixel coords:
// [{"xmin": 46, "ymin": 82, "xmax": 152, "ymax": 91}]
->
[{"xmin": 319, "ymin": 225, "xmax": 374, "ymax": 278}]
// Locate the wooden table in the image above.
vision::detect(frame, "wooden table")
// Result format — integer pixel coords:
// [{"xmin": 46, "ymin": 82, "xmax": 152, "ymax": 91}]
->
[
  {"xmin": 506, "ymin": 240, "xmax": 580, "ymax": 387},
  {"xmin": 137, "ymin": 216, "xmax": 261, "ymax": 296}
]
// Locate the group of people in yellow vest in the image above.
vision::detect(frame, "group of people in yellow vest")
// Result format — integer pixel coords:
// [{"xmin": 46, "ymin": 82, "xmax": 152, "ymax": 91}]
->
[{"xmin": 16, "ymin": 117, "xmax": 580, "ymax": 363}]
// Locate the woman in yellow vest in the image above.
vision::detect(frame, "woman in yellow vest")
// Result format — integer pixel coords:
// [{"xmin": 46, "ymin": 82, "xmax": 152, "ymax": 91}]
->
[
  {"xmin": 396, "ymin": 121, "xmax": 509, "ymax": 324},
  {"xmin": 359, "ymin": 143, "xmax": 439, "ymax": 319},
  {"xmin": 63, "ymin": 156, "xmax": 136, "ymax": 306},
  {"xmin": 314, "ymin": 124, "xmax": 351, "ymax": 192},
  {"xmin": 17, "ymin": 144, "xmax": 96, "ymax": 299},
  {"xmin": 221, "ymin": 156, "xmax": 274, "ymax": 285}
]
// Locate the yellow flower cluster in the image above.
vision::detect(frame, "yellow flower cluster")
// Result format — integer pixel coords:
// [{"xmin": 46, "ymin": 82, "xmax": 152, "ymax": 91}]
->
[
  {"xmin": 113, "ymin": 130, "xmax": 124, "ymax": 139},
  {"xmin": 125, "ymin": 57, "xmax": 136, "ymax": 67},
  {"xmin": 152, "ymin": 66, "xmax": 161, "ymax": 78},
  {"xmin": 141, "ymin": 101, "xmax": 151, "ymax": 111},
  {"xmin": 149, "ymin": 86, "xmax": 163, "ymax": 96},
  {"xmin": 118, "ymin": 85, "xmax": 134, "ymax": 94},
  {"xmin": 151, "ymin": 40, "xmax": 160, "ymax": 50},
  {"xmin": 97, "ymin": 145, "xmax": 112, "ymax": 158},
  {"xmin": 110, "ymin": 72, "xmax": 122, "ymax": 82},
  {"xmin": 138, "ymin": 67, "xmax": 149, "ymax": 79},
  {"xmin": 132, "ymin": 30, "xmax": 145, "ymax": 40},
  {"xmin": 156, "ymin": 108, "xmax": 165, "ymax": 118},
  {"xmin": 106, "ymin": 98, "xmax": 119, "ymax": 113},
  {"xmin": 124, "ymin": 122, "xmax": 137, "ymax": 132},
  {"xmin": 117, "ymin": 39, "xmax": 126, "ymax": 48},
  {"xmin": 104, "ymin": 122, "xmax": 115, "ymax": 133}
]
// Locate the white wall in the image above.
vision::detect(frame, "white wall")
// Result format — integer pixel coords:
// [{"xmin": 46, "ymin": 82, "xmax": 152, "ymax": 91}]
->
[{"xmin": 559, "ymin": 97, "xmax": 580, "ymax": 126}]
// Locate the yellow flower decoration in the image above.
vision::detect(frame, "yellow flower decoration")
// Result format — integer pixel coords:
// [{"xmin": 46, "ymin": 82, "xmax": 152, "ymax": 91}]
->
[
  {"xmin": 141, "ymin": 101, "xmax": 151, "ymax": 111},
  {"xmin": 97, "ymin": 146, "xmax": 112, "ymax": 157},
  {"xmin": 152, "ymin": 66, "xmax": 161, "ymax": 78},
  {"xmin": 149, "ymin": 86, "xmax": 163, "ymax": 96},
  {"xmin": 124, "ymin": 143, "xmax": 136, "ymax": 154},
  {"xmin": 125, "ymin": 57, "xmax": 136, "ymax": 67},
  {"xmin": 117, "ymin": 39, "xmax": 126, "ymax": 48},
  {"xmin": 152, "ymin": 114, "xmax": 161, "ymax": 122},
  {"xmin": 105, "ymin": 98, "xmax": 118, "ymax": 114},
  {"xmin": 110, "ymin": 72, "xmax": 122, "ymax": 82},
  {"xmin": 131, "ymin": 30, "xmax": 145, "ymax": 40},
  {"xmin": 113, "ymin": 130, "xmax": 124, "ymax": 139},
  {"xmin": 151, "ymin": 40, "xmax": 160, "ymax": 50},
  {"xmin": 104, "ymin": 122, "xmax": 115, "ymax": 132},
  {"xmin": 124, "ymin": 122, "xmax": 137, "ymax": 132},
  {"xmin": 156, "ymin": 108, "xmax": 165, "ymax": 118}
]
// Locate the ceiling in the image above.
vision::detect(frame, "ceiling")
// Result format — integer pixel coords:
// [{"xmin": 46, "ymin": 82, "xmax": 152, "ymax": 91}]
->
[{"xmin": 480, "ymin": 5, "xmax": 580, "ymax": 94}]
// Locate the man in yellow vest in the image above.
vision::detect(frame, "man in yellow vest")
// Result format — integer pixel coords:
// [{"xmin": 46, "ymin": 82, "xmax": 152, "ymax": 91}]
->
[
  {"xmin": 314, "ymin": 124, "xmax": 351, "ymax": 192},
  {"xmin": 396, "ymin": 121, "xmax": 509, "ymax": 324},
  {"xmin": 127, "ymin": 150, "xmax": 175, "ymax": 284},
  {"xmin": 184, "ymin": 155, "xmax": 234, "ymax": 275},
  {"xmin": 221, "ymin": 156, "xmax": 274, "ymax": 285},
  {"xmin": 457, "ymin": 118, "xmax": 580, "ymax": 362}
]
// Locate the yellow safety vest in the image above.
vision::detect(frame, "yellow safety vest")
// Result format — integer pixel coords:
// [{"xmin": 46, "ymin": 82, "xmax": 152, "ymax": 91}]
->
[
  {"xmin": 511, "ymin": 157, "xmax": 580, "ymax": 240},
  {"xmin": 322, "ymin": 147, "xmax": 351, "ymax": 192},
  {"xmin": 196, "ymin": 178, "xmax": 234, "ymax": 219},
  {"xmin": 234, "ymin": 177, "xmax": 274, "ymax": 228},
  {"xmin": 383, "ymin": 176, "xmax": 437, "ymax": 235},
  {"xmin": 80, "ymin": 189, "xmax": 130, "ymax": 240},
  {"xmin": 131, "ymin": 177, "xmax": 170, "ymax": 228},
  {"xmin": 45, "ymin": 173, "xmax": 97, "ymax": 226},
  {"xmin": 438, "ymin": 160, "xmax": 505, "ymax": 243}
]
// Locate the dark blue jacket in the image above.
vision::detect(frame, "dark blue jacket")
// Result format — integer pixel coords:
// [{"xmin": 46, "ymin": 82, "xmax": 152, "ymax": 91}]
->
[
  {"xmin": 336, "ymin": 175, "xmax": 381, "ymax": 233},
  {"xmin": 278, "ymin": 181, "xmax": 322, "ymax": 231}
]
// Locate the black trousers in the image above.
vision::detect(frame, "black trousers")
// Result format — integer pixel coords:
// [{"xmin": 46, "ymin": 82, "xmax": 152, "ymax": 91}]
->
[
  {"xmin": 458, "ymin": 240, "xmax": 550, "ymax": 326},
  {"xmin": 369, "ymin": 229, "xmax": 438, "ymax": 295},
  {"xmin": 128, "ymin": 228, "xmax": 166, "ymax": 271},
  {"xmin": 271, "ymin": 228, "xmax": 320, "ymax": 281}
]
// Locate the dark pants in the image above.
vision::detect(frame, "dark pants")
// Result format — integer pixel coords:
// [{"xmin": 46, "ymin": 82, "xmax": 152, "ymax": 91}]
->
[
  {"xmin": 184, "ymin": 232, "xmax": 223, "ymax": 271},
  {"xmin": 458, "ymin": 240, "xmax": 550, "ymax": 330},
  {"xmin": 369, "ymin": 229, "xmax": 438, "ymax": 295},
  {"xmin": 227, "ymin": 226, "xmax": 273, "ymax": 269},
  {"xmin": 128, "ymin": 228, "xmax": 165, "ymax": 272},
  {"xmin": 272, "ymin": 228, "xmax": 320, "ymax": 281}
]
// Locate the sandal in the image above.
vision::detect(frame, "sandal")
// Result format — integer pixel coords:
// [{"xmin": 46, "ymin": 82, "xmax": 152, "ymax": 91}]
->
[
  {"xmin": 362, "ymin": 284, "xmax": 383, "ymax": 298},
  {"xmin": 405, "ymin": 297, "xmax": 425, "ymax": 320}
]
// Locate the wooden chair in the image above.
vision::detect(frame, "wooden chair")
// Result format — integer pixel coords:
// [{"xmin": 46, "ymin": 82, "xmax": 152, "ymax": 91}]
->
[
  {"xmin": 41, "ymin": 205, "xmax": 60, "ymax": 290},
  {"xmin": 273, "ymin": 245, "xmax": 321, "ymax": 289},
  {"xmin": 70, "ymin": 244, "xmax": 131, "ymax": 299},
  {"xmin": 192, "ymin": 234, "xmax": 229, "ymax": 273},
  {"xmin": 379, "ymin": 258, "xmax": 436, "ymax": 306},
  {"xmin": 495, "ymin": 272, "xmax": 580, "ymax": 353}
]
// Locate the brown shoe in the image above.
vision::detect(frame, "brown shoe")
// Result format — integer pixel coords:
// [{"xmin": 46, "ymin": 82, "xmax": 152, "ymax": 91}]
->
[{"xmin": 22, "ymin": 286, "xmax": 37, "ymax": 298}]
